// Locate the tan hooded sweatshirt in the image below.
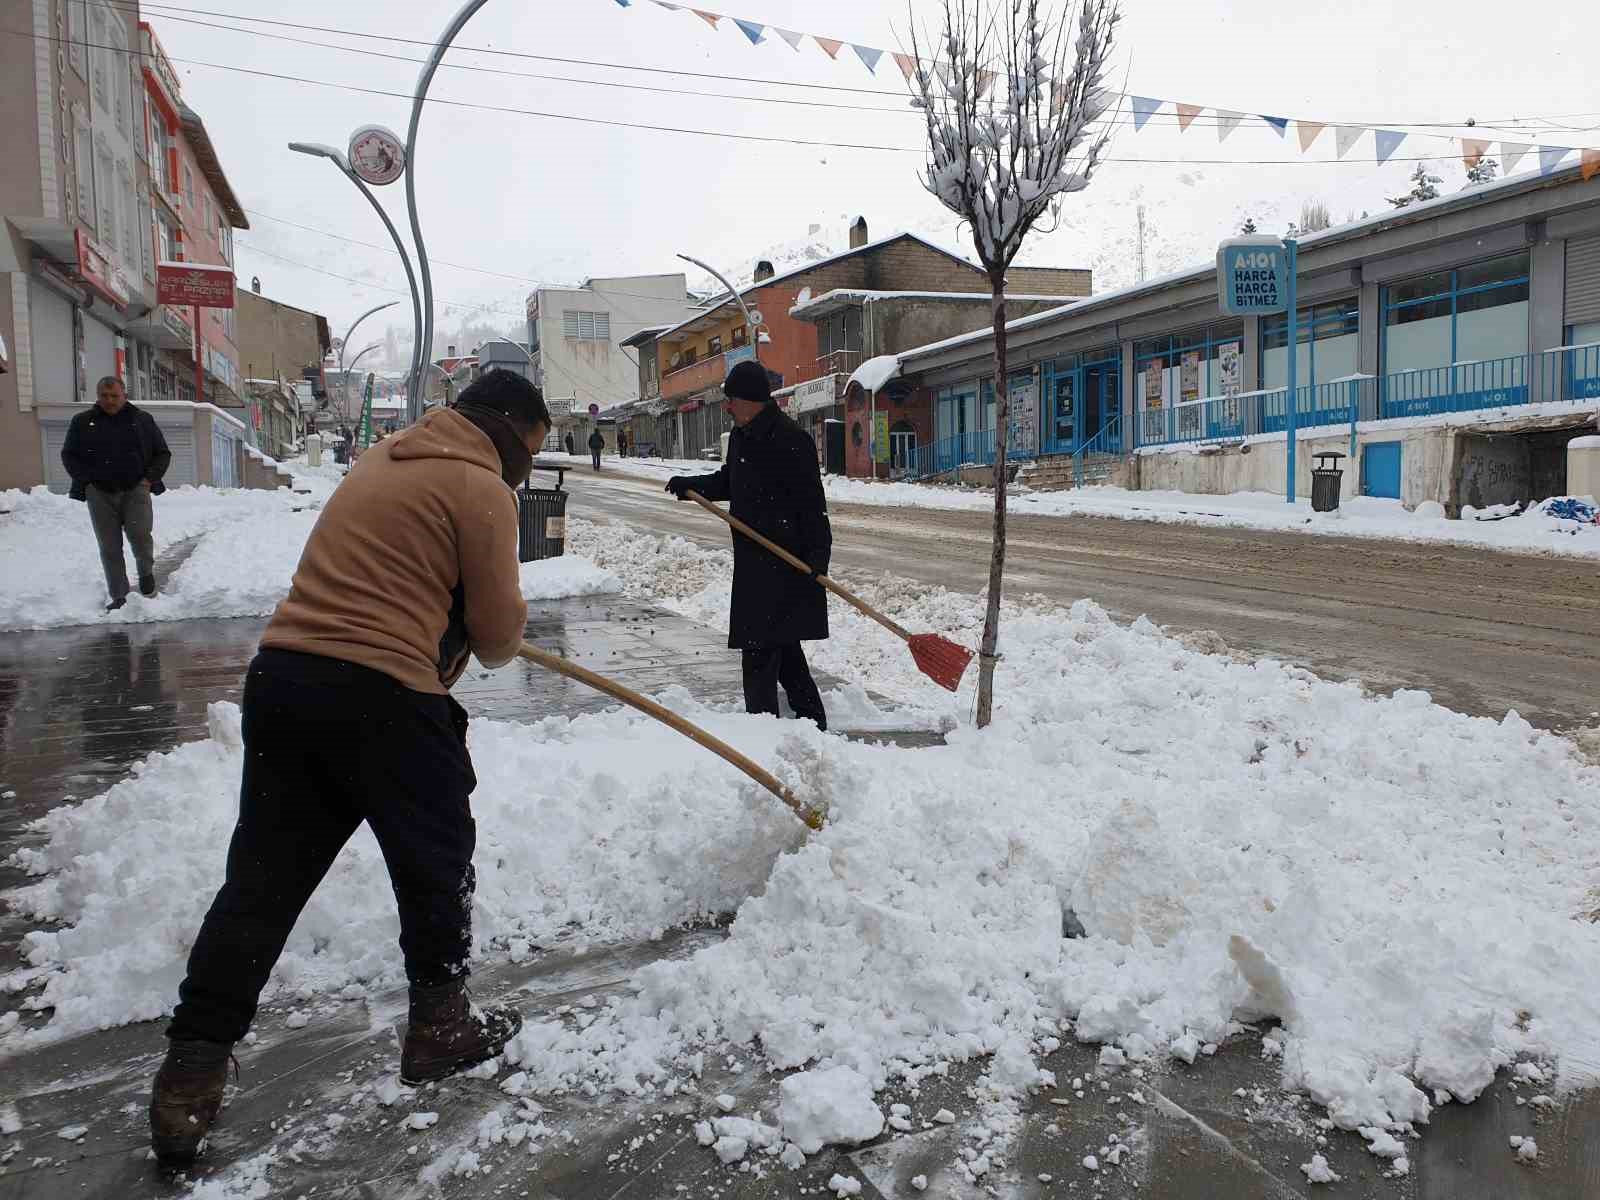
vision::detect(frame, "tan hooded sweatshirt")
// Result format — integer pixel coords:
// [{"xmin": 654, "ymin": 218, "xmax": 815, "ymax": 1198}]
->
[{"xmin": 262, "ymin": 408, "xmax": 527, "ymax": 694}]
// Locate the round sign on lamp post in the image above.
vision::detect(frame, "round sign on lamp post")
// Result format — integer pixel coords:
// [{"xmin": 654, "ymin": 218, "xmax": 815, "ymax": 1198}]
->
[
  {"xmin": 348, "ymin": 125, "xmax": 406, "ymax": 186},
  {"xmin": 588, "ymin": 403, "xmax": 600, "ymax": 417}
]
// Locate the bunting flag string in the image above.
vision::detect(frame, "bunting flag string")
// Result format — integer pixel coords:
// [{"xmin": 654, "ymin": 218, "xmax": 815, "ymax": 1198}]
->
[{"xmin": 605, "ymin": 0, "xmax": 1596, "ymax": 177}]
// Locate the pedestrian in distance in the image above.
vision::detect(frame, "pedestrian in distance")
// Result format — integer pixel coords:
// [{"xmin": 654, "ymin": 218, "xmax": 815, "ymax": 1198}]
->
[
  {"xmin": 588, "ymin": 427, "xmax": 605, "ymax": 471},
  {"xmin": 60, "ymin": 376, "xmax": 171, "ymax": 611},
  {"xmin": 618, "ymin": 429, "xmax": 629, "ymax": 458},
  {"xmin": 665, "ymin": 360, "xmax": 831, "ymax": 731},
  {"xmin": 148, "ymin": 368, "xmax": 552, "ymax": 1169},
  {"xmin": 564, "ymin": 430, "xmax": 576, "ymax": 457}
]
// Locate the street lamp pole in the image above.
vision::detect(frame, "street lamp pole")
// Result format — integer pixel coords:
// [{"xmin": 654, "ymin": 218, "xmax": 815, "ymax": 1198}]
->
[
  {"xmin": 342, "ymin": 341, "xmax": 383, "ymax": 423},
  {"xmin": 334, "ymin": 302, "xmax": 398, "ymax": 409},
  {"xmin": 404, "ymin": 0, "xmax": 494, "ymax": 421},
  {"xmin": 287, "ymin": 143, "xmax": 421, "ymax": 411}
]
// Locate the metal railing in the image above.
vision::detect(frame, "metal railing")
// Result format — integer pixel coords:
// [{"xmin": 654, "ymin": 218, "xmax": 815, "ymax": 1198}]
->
[{"xmin": 791, "ymin": 349, "xmax": 863, "ymax": 386}]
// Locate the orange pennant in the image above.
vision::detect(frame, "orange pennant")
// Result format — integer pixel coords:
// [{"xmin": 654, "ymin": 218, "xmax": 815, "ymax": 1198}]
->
[
  {"xmin": 814, "ymin": 36, "xmax": 843, "ymax": 59},
  {"xmin": 1175, "ymin": 103, "xmax": 1203, "ymax": 132},
  {"xmin": 976, "ymin": 69, "xmax": 996, "ymax": 98},
  {"xmin": 1584, "ymin": 148, "xmax": 1600, "ymax": 182},
  {"xmin": 1460, "ymin": 138, "xmax": 1489, "ymax": 168},
  {"xmin": 1296, "ymin": 120, "xmax": 1325, "ymax": 152},
  {"xmin": 692, "ymin": 9, "xmax": 720, "ymax": 28},
  {"xmin": 892, "ymin": 52, "xmax": 917, "ymax": 82}
]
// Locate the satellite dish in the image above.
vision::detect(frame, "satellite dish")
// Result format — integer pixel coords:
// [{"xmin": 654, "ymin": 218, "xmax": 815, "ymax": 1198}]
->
[{"xmin": 747, "ymin": 309, "xmax": 764, "ymax": 329}]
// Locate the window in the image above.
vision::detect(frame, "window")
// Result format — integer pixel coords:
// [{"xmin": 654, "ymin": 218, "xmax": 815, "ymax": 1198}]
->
[
  {"xmin": 708, "ymin": 335, "xmax": 723, "ymax": 355},
  {"xmin": 730, "ymin": 325, "xmax": 747, "ymax": 347},
  {"xmin": 1383, "ymin": 253, "xmax": 1529, "ymax": 375},
  {"xmin": 155, "ymin": 213, "xmax": 175, "ymax": 264},
  {"xmin": 1261, "ymin": 298, "xmax": 1359, "ymax": 391},
  {"xmin": 1134, "ymin": 322, "xmax": 1245, "ymax": 410},
  {"xmin": 561, "ymin": 309, "xmax": 611, "ymax": 341},
  {"xmin": 218, "ymin": 220, "xmax": 232, "ymax": 265},
  {"xmin": 184, "ymin": 163, "xmax": 195, "ymax": 212}
]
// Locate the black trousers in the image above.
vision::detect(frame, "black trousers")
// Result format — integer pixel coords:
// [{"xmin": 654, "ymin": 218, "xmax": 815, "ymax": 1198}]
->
[
  {"xmin": 168, "ymin": 650, "xmax": 478, "ymax": 1045},
  {"xmin": 741, "ymin": 644, "xmax": 826, "ymax": 731},
  {"xmin": 590, "ymin": 449, "xmax": 602, "ymax": 470}
]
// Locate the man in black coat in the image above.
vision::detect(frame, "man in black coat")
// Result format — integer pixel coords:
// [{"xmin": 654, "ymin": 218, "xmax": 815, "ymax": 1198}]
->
[
  {"xmin": 587, "ymin": 427, "xmax": 605, "ymax": 470},
  {"xmin": 666, "ymin": 360, "xmax": 831, "ymax": 730},
  {"xmin": 61, "ymin": 376, "xmax": 171, "ymax": 611}
]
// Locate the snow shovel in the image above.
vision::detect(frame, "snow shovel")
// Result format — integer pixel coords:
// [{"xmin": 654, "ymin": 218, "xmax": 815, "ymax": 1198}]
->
[
  {"xmin": 683, "ymin": 491, "xmax": 975, "ymax": 692},
  {"xmin": 515, "ymin": 641, "xmax": 823, "ymax": 830}
]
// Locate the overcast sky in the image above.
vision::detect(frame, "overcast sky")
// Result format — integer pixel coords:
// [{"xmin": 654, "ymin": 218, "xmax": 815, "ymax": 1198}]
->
[{"xmin": 142, "ymin": 0, "xmax": 1599, "ymax": 379}]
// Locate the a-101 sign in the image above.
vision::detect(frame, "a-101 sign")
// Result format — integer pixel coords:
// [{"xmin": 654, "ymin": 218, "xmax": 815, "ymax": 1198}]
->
[{"xmin": 1216, "ymin": 235, "xmax": 1290, "ymax": 315}]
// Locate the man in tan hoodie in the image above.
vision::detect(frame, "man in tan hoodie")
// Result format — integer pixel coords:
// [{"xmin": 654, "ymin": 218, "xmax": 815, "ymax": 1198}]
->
[{"xmin": 149, "ymin": 370, "xmax": 550, "ymax": 1168}]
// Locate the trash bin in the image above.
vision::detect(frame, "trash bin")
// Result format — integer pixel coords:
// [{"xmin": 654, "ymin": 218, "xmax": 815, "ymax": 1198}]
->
[
  {"xmin": 517, "ymin": 485, "xmax": 568, "ymax": 562},
  {"xmin": 1311, "ymin": 451, "xmax": 1345, "ymax": 512}
]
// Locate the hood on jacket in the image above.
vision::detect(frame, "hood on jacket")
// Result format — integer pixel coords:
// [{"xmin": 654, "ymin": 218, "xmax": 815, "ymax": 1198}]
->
[{"xmin": 386, "ymin": 408, "xmax": 501, "ymax": 476}]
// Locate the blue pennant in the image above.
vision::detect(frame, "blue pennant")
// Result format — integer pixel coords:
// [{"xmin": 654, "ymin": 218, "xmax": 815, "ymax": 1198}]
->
[
  {"xmin": 1260, "ymin": 115, "xmax": 1288, "ymax": 137},
  {"xmin": 1130, "ymin": 96, "xmax": 1161, "ymax": 131},
  {"xmin": 851, "ymin": 44, "xmax": 883, "ymax": 73},
  {"xmin": 733, "ymin": 18, "xmax": 764, "ymax": 44},
  {"xmin": 1374, "ymin": 129, "xmax": 1405, "ymax": 164}
]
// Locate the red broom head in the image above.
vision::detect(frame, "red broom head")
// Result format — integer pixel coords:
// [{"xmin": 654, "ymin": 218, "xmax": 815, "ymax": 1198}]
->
[{"xmin": 907, "ymin": 633, "xmax": 975, "ymax": 692}]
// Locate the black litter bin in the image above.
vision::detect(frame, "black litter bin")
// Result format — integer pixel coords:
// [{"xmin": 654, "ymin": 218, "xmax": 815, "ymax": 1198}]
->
[
  {"xmin": 1310, "ymin": 451, "xmax": 1345, "ymax": 513},
  {"xmin": 517, "ymin": 485, "xmax": 568, "ymax": 562}
]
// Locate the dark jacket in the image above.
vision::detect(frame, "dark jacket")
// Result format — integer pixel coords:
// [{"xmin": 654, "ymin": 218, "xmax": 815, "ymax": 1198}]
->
[
  {"xmin": 564, "ymin": 433, "xmax": 576, "ymax": 455},
  {"xmin": 61, "ymin": 402, "xmax": 171, "ymax": 501},
  {"xmin": 683, "ymin": 404, "xmax": 831, "ymax": 649},
  {"xmin": 587, "ymin": 430, "xmax": 605, "ymax": 451}
]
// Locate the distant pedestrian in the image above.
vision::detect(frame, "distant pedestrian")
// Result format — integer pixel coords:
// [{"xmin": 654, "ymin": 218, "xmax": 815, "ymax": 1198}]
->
[
  {"xmin": 618, "ymin": 429, "xmax": 628, "ymax": 458},
  {"xmin": 666, "ymin": 360, "xmax": 831, "ymax": 730},
  {"xmin": 148, "ymin": 369, "xmax": 551, "ymax": 1168},
  {"xmin": 564, "ymin": 431, "xmax": 575, "ymax": 457},
  {"xmin": 60, "ymin": 376, "xmax": 171, "ymax": 611},
  {"xmin": 588, "ymin": 428, "xmax": 604, "ymax": 471}
]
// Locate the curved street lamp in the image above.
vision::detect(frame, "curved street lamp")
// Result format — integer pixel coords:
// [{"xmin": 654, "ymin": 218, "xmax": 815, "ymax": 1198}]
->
[
  {"xmin": 342, "ymin": 341, "xmax": 384, "ymax": 424},
  {"xmin": 333, "ymin": 301, "xmax": 398, "ymax": 403},
  {"xmin": 287, "ymin": 142, "xmax": 421, "ymax": 401}
]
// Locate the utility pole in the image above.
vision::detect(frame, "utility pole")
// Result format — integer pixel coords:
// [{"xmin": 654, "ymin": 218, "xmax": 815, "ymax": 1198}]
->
[{"xmin": 1137, "ymin": 205, "xmax": 1148, "ymax": 284}]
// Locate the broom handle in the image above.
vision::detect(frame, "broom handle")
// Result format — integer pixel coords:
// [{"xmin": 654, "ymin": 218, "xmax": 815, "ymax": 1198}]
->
[
  {"xmin": 515, "ymin": 642, "xmax": 820, "ymax": 830},
  {"xmin": 685, "ymin": 491, "xmax": 912, "ymax": 642}
]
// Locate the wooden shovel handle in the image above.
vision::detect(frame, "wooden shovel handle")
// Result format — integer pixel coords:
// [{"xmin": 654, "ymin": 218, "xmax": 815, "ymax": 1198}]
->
[
  {"xmin": 684, "ymin": 491, "xmax": 911, "ymax": 642},
  {"xmin": 515, "ymin": 641, "xmax": 821, "ymax": 830}
]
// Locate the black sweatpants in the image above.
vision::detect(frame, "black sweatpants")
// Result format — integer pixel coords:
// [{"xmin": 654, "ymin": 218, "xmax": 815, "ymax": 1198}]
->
[
  {"xmin": 168, "ymin": 649, "xmax": 478, "ymax": 1045},
  {"xmin": 741, "ymin": 643, "xmax": 826, "ymax": 731}
]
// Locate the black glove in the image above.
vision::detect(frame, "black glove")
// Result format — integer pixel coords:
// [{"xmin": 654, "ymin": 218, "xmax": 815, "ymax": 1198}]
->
[
  {"xmin": 807, "ymin": 554, "xmax": 830, "ymax": 578},
  {"xmin": 665, "ymin": 476, "xmax": 692, "ymax": 500}
]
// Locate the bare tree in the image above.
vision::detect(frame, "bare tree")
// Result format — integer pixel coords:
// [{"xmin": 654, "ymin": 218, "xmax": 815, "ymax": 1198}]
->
[
  {"xmin": 1299, "ymin": 199, "xmax": 1332, "ymax": 233},
  {"xmin": 910, "ymin": 0, "xmax": 1118, "ymax": 727}
]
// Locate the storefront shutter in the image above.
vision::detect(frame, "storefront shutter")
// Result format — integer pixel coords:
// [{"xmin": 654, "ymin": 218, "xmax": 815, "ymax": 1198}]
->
[
  {"xmin": 41, "ymin": 421, "xmax": 73, "ymax": 493},
  {"xmin": 1566, "ymin": 234, "xmax": 1600, "ymax": 327}
]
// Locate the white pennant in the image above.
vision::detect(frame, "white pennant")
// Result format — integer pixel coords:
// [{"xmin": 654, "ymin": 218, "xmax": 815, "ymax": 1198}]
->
[
  {"xmin": 1333, "ymin": 125, "xmax": 1363, "ymax": 159},
  {"xmin": 1499, "ymin": 142, "xmax": 1531, "ymax": 175},
  {"xmin": 1215, "ymin": 109, "xmax": 1243, "ymax": 143},
  {"xmin": 773, "ymin": 27, "xmax": 805, "ymax": 50}
]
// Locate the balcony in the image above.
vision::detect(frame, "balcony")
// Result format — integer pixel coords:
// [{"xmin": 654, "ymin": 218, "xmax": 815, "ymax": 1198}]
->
[
  {"xmin": 791, "ymin": 349, "xmax": 862, "ymax": 386},
  {"xmin": 661, "ymin": 351, "xmax": 727, "ymax": 399}
]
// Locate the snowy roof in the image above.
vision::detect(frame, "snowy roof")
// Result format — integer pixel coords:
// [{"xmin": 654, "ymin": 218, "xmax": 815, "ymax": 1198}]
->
[
  {"xmin": 789, "ymin": 289, "xmax": 1077, "ymax": 319},
  {"xmin": 898, "ymin": 160, "xmax": 1595, "ymax": 371},
  {"xmin": 656, "ymin": 232, "xmax": 986, "ymax": 341},
  {"xmin": 619, "ymin": 324, "xmax": 672, "ymax": 349}
]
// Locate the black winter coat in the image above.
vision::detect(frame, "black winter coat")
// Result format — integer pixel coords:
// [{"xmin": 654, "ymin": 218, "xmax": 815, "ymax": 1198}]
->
[
  {"xmin": 61, "ymin": 402, "xmax": 171, "ymax": 501},
  {"xmin": 684, "ymin": 404, "xmax": 831, "ymax": 649}
]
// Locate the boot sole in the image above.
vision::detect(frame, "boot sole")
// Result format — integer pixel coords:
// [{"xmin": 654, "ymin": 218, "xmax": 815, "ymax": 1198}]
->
[{"xmin": 399, "ymin": 1015, "xmax": 522, "ymax": 1086}]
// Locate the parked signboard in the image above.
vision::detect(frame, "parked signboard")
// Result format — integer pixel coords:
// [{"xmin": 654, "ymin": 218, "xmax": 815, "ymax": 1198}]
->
[{"xmin": 157, "ymin": 261, "xmax": 236, "ymax": 308}]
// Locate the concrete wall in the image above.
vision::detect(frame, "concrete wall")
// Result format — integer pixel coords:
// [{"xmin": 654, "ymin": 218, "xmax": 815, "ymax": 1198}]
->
[
  {"xmin": 237, "ymin": 291, "xmax": 325, "ymax": 391},
  {"xmin": 1456, "ymin": 433, "xmax": 1530, "ymax": 509},
  {"xmin": 1006, "ymin": 266, "xmax": 1093, "ymax": 297}
]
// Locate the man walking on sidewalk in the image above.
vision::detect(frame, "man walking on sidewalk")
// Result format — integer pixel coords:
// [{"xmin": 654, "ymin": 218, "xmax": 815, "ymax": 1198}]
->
[
  {"xmin": 588, "ymin": 426, "xmax": 605, "ymax": 470},
  {"xmin": 60, "ymin": 376, "xmax": 171, "ymax": 610},
  {"xmin": 665, "ymin": 360, "xmax": 832, "ymax": 731},
  {"xmin": 149, "ymin": 369, "xmax": 550, "ymax": 1168}
]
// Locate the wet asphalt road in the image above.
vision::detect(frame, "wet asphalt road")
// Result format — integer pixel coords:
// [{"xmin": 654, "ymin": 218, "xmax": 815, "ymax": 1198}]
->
[{"xmin": 567, "ymin": 462, "xmax": 1600, "ymax": 734}]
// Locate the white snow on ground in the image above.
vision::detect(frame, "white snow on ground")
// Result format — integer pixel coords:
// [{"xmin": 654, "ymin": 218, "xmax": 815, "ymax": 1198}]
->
[
  {"xmin": 0, "ymin": 470, "xmax": 616, "ymax": 631},
  {"xmin": 547, "ymin": 452, "xmax": 1600, "ymax": 559},
  {"xmin": 5, "ymin": 514, "xmax": 1598, "ymax": 1159}
]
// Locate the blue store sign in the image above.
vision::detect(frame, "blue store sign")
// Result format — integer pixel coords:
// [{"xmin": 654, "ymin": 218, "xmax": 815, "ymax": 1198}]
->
[{"xmin": 1217, "ymin": 236, "xmax": 1290, "ymax": 316}]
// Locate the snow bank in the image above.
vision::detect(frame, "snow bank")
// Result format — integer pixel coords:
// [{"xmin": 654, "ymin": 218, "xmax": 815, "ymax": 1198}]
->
[{"xmin": 6, "ymin": 515, "xmax": 1598, "ymax": 1148}]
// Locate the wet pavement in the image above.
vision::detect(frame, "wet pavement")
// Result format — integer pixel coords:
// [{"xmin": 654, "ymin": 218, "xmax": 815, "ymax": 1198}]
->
[{"xmin": 2, "ymin": 603, "xmax": 1597, "ymax": 1198}]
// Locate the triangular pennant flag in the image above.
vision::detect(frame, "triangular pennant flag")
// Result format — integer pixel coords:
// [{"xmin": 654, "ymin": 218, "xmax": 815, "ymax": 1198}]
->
[
  {"xmin": 976, "ymin": 69, "xmax": 996, "ymax": 98},
  {"xmin": 1500, "ymin": 142, "xmax": 1531, "ymax": 174},
  {"xmin": 733, "ymin": 17, "xmax": 764, "ymax": 44},
  {"xmin": 892, "ymin": 52, "xmax": 916, "ymax": 82},
  {"xmin": 1174, "ymin": 102, "xmax": 1203, "ymax": 132},
  {"xmin": 852, "ymin": 44, "xmax": 883, "ymax": 73},
  {"xmin": 1334, "ymin": 124, "xmax": 1363, "ymax": 158},
  {"xmin": 1130, "ymin": 96, "xmax": 1161, "ymax": 131},
  {"xmin": 1260, "ymin": 115, "xmax": 1289, "ymax": 137},
  {"xmin": 814, "ymin": 36, "xmax": 844, "ymax": 59},
  {"xmin": 1459, "ymin": 138, "xmax": 1489, "ymax": 168},
  {"xmin": 774, "ymin": 27, "xmax": 804, "ymax": 50},
  {"xmin": 651, "ymin": 1, "xmax": 680, "ymax": 8},
  {"xmin": 1538, "ymin": 145, "xmax": 1570, "ymax": 174},
  {"xmin": 935, "ymin": 62, "xmax": 954, "ymax": 94},
  {"xmin": 1375, "ymin": 129, "xmax": 1406, "ymax": 164},
  {"xmin": 1215, "ymin": 110, "xmax": 1243, "ymax": 142},
  {"xmin": 691, "ymin": 9, "xmax": 720, "ymax": 28},
  {"xmin": 1296, "ymin": 120, "xmax": 1325, "ymax": 152},
  {"xmin": 614, "ymin": 0, "xmax": 630, "ymax": 6},
  {"xmin": 1583, "ymin": 149, "xmax": 1600, "ymax": 182},
  {"xmin": 1051, "ymin": 81, "xmax": 1067, "ymax": 114}
]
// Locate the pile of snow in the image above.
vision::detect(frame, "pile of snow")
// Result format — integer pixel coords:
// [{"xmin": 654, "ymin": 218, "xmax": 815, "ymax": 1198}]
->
[
  {"xmin": 0, "ymin": 475, "xmax": 619, "ymax": 631},
  {"xmin": 778, "ymin": 1067, "xmax": 884, "ymax": 1154},
  {"xmin": 6, "ymin": 514, "xmax": 1599, "ymax": 1154}
]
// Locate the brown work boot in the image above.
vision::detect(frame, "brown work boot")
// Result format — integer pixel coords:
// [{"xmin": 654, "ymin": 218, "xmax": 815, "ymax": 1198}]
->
[
  {"xmin": 149, "ymin": 1039, "xmax": 235, "ymax": 1167},
  {"xmin": 400, "ymin": 980, "xmax": 522, "ymax": 1085}
]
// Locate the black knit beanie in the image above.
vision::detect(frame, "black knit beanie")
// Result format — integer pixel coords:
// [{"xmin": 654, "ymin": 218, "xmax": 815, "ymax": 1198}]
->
[{"xmin": 723, "ymin": 360, "xmax": 772, "ymax": 404}]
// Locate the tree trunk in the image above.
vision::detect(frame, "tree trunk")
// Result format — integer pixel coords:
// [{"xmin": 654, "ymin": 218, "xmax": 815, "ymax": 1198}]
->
[{"xmin": 975, "ymin": 279, "xmax": 1008, "ymax": 728}]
